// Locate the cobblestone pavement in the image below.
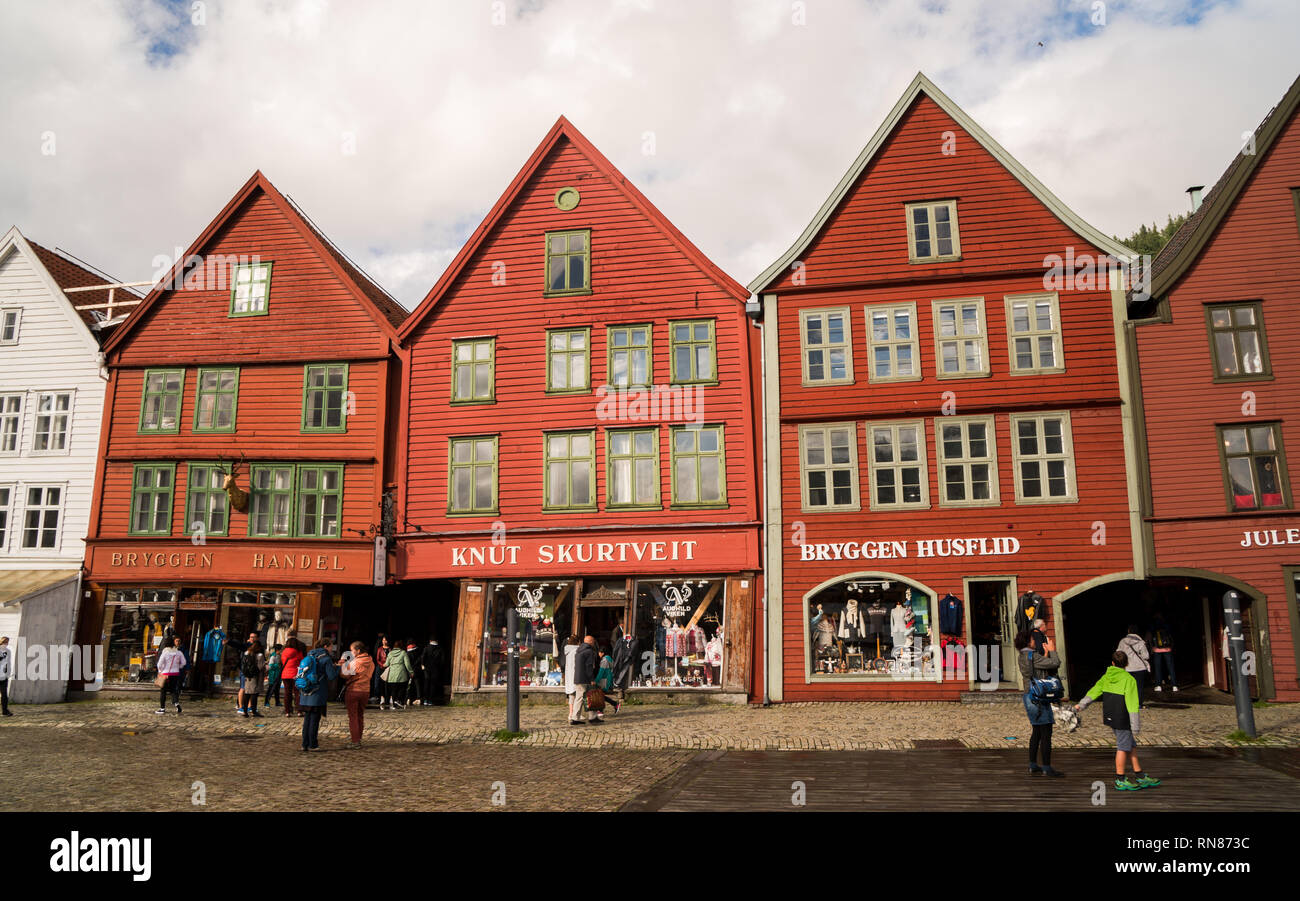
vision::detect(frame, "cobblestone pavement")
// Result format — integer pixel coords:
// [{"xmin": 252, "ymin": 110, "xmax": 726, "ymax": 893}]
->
[
  {"xmin": 3, "ymin": 694, "xmax": 1298, "ymax": 751},
  {"xmin": 0, "ymin": 724, "xmax": 691, "ymax": 812}
]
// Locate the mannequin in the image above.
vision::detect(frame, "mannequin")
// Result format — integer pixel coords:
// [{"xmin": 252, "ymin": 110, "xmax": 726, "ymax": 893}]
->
[
  {"xmin": 890, "ymin": 600, "xmax": 909, "ymax": 650},
  {"xmin": 838, "ymin": 598, "xmax": 866, "ymax": 640},
  {"xmin": 256, "ymin": 612, "xmax": 271, "ymax": 649},
  {"xmin": 264, "ymin": 610, "xmax": 292, "ymax": 650},
  {"xmin": 143, "ymin": 612, "xmax": 166, "ymax": 654},
  {"xmin": 811, "ymin": 604, "xmax": 836, "ymax": 650},
  {"xmin": 705, "ymin": 629, "xmax": 723, "ymax": 685}
]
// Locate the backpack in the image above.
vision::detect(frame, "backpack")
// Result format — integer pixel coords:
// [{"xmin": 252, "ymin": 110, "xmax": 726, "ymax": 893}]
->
[
  {"xmin": 1152, "ymin": 627, "xmax": 1171, "ymax": 650},
  {"xmin": 240, "ymin": 652, "xmax": 260, "ymax": 679},
  {"xmin": 295, "ymin": 651, "xmax": 322, "ymax": 693}
]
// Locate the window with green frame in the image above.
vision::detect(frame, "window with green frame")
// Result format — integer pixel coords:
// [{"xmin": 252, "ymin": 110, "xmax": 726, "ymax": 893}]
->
[
  {"xmin": 130, "ymin": 463, "xmax": 176, "ymax": 536},
  {"xmin": 452, "ymin": 338, "xmax": 495, "ymax": 403},
  {"xmin": 543, "ymin": 431, "xmax": 595, "ymax": 511},
  {"xmin": 608, "ymin": 428, "xmax": 659, "ymax": 508},
  {"xmin": 669, "ymin": 320, "xmax": 716, "ymax": 384},
  {"xmin": 449, "ymin": 436, "xmax": 498, "ymax": 514},
  {"xmin": 297, "ymin": 465, "xmax": 343, "ymax": 537},
  {"xmin": 544, "ymin": 230, "xmax": 590, "ymax": 295},
  {"xmin": 607, "ymin": 324, "xmax": 652, "ymax": 388},
  {"xmin": 194, "ymin": 368, "xmax": 239, "ymax": 432},
  {"xmin": 185, "ymin": 462, "xmax": 229, "ymax": 536},
  {"xmin": 248, "ymin": 464, "xmax": 295, "ymax": 537},
  {"xmin": 302, "ymin": 364, "xmax": 348, "ymax": 432},
  {"xmin": 139, "ymin": 369, "xmax": 184, "ymax": 433},
  {"xmin": 670, "ymin": 425, "xmax": 725, "ymax": 506},
  {"xmin": 547, "ymin": 328, "xmax": 590, "ymax": 393},
  {"xmin": 229, "ymin": 262, "xmax": 272, "ymax": 317}
]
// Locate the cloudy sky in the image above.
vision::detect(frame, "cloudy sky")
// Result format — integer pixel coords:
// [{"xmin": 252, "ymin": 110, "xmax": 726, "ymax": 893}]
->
[{"xmin": 1, "ymin": 0, "xmax": 1296, "ymax": 308}]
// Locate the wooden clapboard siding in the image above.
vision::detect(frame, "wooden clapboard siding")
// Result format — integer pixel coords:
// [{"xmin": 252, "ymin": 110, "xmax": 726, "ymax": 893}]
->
[
  {"xmin": 402, "ymin": 126, "xmax": 758, "ymax": 541},
  {"xmin": 754, "ymin": 80, "xmax": 1136, "ymax": 701},
  {"xmin": 1136, "ymin": 89, "xmax": 1300, "ymax": 700}
]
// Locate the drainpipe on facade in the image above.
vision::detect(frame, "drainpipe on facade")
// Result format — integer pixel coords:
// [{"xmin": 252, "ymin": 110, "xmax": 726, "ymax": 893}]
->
[{"xmin": 746, "ymin": 294, "xmax": 769, "ymax": 708}]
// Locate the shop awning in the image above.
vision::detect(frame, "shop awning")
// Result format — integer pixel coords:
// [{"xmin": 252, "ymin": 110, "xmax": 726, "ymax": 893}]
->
[{"xmin": 0, "ymin": 569, "xmax": 81, "ymax": 606}]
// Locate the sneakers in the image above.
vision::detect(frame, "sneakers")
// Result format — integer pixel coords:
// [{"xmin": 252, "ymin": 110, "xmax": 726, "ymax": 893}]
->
[
  {"xmin": 1135, "ymin": 775, "xmax": 1162, "ymax": 788},
  {"xmin": 392, "ymin": 701, "xmax": 404, "ymax": 710},
  {"xmin": 611, "ymin": 699, "xmax": 622, "ymax": 714},
  {"xmin": 241, "ymin": 710, "xmax": 249, "ymax": 718},
  {"xmin": 1042, "ymin": 767, "xmax": 1065, "ymax": 778},
  {"xmin": 1, "ymin": 710, "xmax": 12, "ymax": 717},
  {"xmin": 1154, "ymin": 685, "xmax": 1163, "ymax": 692},
  {"xmin": 346, "ymin": 742, "xmax": 361, "ymax": 750},
  {"xmin": 1029, "ymin": 765, "xmax": 1043, "ymax": 776},
  {"xmin": 569, "ymin": 720, "xmax": 585, "ymax": 725},
  {"xmin": 1171, "ymin": 685, "xmax": 1180, "ymax": 692},
  {"xmin": 175, "ymin": 703, "xmax": 182, "ymax": 714},
  {"xmin": 154, "ymin": 708, "xmax": 166, "ymax": 715},
  {"xmin": 252, "ymin": 711, "xmax": 264, "ymax": 718},
  {"xmin": 1115, "ymin": 777, "xmax": 1141, "ymax": 791}
]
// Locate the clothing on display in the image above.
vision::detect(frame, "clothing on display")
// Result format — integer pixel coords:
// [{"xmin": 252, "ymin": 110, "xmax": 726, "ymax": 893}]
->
[
  {"xmin": 937, "ymin": 593, "xmax": 963, "ymax": 635},
  {"xmin": 866, "ymin": 602, "xmax": 888, "ymax": 636},
  {"xmin": 201, "ymin": 627, "xmax": 226, "ymax": 663},
  {"xmin": 838, "ymin": 598, "xmax": 867, "ymax": 640}
]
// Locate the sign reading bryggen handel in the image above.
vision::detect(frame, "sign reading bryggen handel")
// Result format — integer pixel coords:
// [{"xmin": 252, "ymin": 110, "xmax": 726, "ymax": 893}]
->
[
  {"xmin": 799, "ymin": 536, "xmax": 1021, "ymax": 561},
  {"xmin": 90, "ymin": 545, "xmax": 375, "ymax": 579}
]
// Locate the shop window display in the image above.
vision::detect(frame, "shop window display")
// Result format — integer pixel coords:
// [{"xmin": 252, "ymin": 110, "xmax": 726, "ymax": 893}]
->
[
  {"xmin": 218, "ymin": 589, "xmax": 296, "ymax": 682},
  {"xmin": 481, "ymin": 582, "xmax": 573, "ymax": 687},
  {"xmin": 101, "ymin": 588, "xmax": 179, "ymax": 683},
  {"xmin": 807, "ymin": 581, "xmax": 934, "ymax": 677},
  {"xmin": 631, "ymin": 577, "xmax": 726, "ymax": 688}
]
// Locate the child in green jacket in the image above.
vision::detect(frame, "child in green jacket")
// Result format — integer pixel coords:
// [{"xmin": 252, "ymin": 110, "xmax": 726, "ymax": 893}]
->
[{"xmin": 1074, "ymin": 650, "xmax": 1161, "ymax": 791}]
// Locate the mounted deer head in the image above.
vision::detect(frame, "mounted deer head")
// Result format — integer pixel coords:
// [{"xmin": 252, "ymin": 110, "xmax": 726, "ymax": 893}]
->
[{"xmin": 223, "ymin": 454, "xmax": 249, "ymax": 513}]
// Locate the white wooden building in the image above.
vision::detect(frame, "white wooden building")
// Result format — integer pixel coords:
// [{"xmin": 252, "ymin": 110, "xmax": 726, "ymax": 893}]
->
[{"xmin": 0, "ymin": 226, "xmax": 131, "ymax": 702}]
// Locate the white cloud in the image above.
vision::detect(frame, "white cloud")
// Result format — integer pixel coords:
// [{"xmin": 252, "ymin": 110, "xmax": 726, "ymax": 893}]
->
[{"xmin": 0, "ymin": 0, "xmax": 1295, "ymax": 309}]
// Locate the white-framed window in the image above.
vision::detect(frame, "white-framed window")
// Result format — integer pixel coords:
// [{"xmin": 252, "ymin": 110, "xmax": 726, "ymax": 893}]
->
[
  {"xmin": 866, "ymin": 420, "xmax": 929, "ymax": 510},
  {"xmin": 0, "ymin": 308, "xmax": 20, "ymax": 345},
  {"xmin": 799, "ymin": 422, "xmax": 860, "ymax": 511},
  {"xmin": 935, "ymin": 416, "xmax": 999, "ymax": 507},
  {"xmin": 1010, "ymin": 412, "xmax": 1077, "ymax": 503},
  {"xmin": 865, "ymin": 303, "xmax": 920, "ymax": 382},
  {"xmin": 21, "ymin": 484, "xmax": 62, "ymax": 550},
  {"xmin": 932, "ymin": 298, "xmax": 989, "ymax": 378},
  {"xmin": 800, "ymin": 307, "xmax": 853, "ymax": 385},
  {"xmin": 0, "ymin": 484, "xmax": 12, "ymax": 551},
  {"xmin": 1005, "ymin": 293, "xmax": 1064, "ymax": 374},
  {"xmin": 32, "ymin": 392, "xmax": 73, "ymax": 453},
  {"xmin": 906, "ymin": 200, "xmax": 960, "ymax": 262},
  {"xmin": 0, "ymin": 394, "xmax": 22, "ymax": 454}
]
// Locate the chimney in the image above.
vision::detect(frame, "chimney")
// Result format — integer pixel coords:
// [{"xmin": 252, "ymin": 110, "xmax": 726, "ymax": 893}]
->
[{"xmin": 1186, "ymin": 185, "xmax": 1205, "ymax": 212}]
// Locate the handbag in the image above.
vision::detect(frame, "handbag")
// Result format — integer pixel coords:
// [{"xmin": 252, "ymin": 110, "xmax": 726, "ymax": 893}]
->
[
  {"xmin": 154, "ymin": 672, "xmax": 167, "ymax": 688},
  {"xmin": 585, "ymin": 687, "xmax": 606, "ymax": 711},
  {"xmin": 1026, "ymin": 650, "xmax": 1064, "ymax": 702}
]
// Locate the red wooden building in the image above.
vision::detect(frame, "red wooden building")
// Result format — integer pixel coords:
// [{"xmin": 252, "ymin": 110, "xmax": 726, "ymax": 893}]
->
[
  {"xmin": 749, "ymin": 74, "xmax": 1142, "ymax": 701},
  {"xmin": 395, "ymin": 117, "xmax": 762, "ymax": 702},
  {"xmin": 1132, "ymin": 72, "xmax": 1300, "ymax": 702},
  {"xmin": 74, "ymin": 171, "xmax": 406, "ymax": 695}
]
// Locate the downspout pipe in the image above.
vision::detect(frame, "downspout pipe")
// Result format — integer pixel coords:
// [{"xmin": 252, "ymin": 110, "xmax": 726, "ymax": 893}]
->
[{"xmin": 745, "ymin": 294, "xmax": 769, "ymax": 707}]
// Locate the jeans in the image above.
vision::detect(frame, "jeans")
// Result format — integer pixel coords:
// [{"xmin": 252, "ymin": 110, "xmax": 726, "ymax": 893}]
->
[
  {"xmin": 345, "ymin": 692, "xmax": 366, "ymax": 743},
  {"xmin": 421, "ymin": 671, "xmax": 443, "ymax": 704},
  {"xmin": 301, "ymin": 705, "xmax": 323, "ymax": 749},
  {"xmin": 158, "ymin": 674, "xmax": 181, "ymax": 708},
  {"xmin": 1130, "ymin": 670, "xmax": 1147, "ymax": 704},
  {"xmin": 1, "ymin": 677, "xmax": 9, "ymax": 712},
  {"xmin": 383, "ymin": 680, "xmax": 407, "ymax": 705},
  {"xmin": 265, "ymin": 678, "xmax": 281, "ymax": 706},
  {"xmin": 1029, "ymin": 723, "xmax": 1053, "ymax": 766},
  {"xmin": 1152, "ymin": 652, "xmax": 1176, "ymax": 687}
]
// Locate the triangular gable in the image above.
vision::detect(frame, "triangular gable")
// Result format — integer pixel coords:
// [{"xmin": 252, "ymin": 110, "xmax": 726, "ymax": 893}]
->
[
  {"xmin": 0, "ymin": 226, "xmax": 103, "ymax": 355},
  {"xmin": 101, "ymin": 171, "xmax": 402, "ymax": 359},
  {"xmin": 748, "ymin": 72, "xmax": 1133, "ymax": 294},
  {"xmin": 1150, "ymin": 71, "xmax": 1300, "ymax": 299},
  {"xmin": 397, "ymin": 116, "xmax": 747, "ymax": 341}
]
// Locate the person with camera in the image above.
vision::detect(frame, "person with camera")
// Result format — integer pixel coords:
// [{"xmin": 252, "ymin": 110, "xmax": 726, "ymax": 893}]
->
[{"xmin": 1015, "ymin": 628, "xmax": 1064, "ymax": 777}]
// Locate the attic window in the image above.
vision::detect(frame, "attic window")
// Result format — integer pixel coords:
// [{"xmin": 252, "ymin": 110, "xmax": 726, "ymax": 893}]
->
[
  {"xmin": 230, "ymin": 262, "xmax": 272, "ymax": 317},
  {"xmin": 905, "ymin": 200, "xmax": 960, "ymax": 262},
  {"xmin": 544, "ymin": 230, "xmax": 590, "ymax": 295},
  {"xmin": 1, "ymin": 309, "xmax": 19, "ymax": 344}
]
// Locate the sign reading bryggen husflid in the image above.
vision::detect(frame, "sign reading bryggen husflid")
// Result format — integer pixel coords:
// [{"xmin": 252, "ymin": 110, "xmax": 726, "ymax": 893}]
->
[
  {"xmin": 73, "ymin": 171, "xmax": 406, "ymax": 695},
  {"xmin": 394, "ymin": 117, "xmax": 762, "ymax": 700}
]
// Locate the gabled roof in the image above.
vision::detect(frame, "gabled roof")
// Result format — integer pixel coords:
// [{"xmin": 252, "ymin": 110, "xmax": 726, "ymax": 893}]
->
[
  {"xmin": 398, "ymin": 116, "xmax": 748, "ymax": 341},
  {"xmin": 101, "ymin": 171, "xmax": 403, "ymax": 357},
  {"xmin": 748, "ymin": 72, "xmax": 1133, "ymax": 294},
  {"xmin": 0, "ymin": 225, "xmax": 117, "ymax": 351},
  {"xmin": 26, "ymin": 239, "xmax": 139, "ymax": 334},
  {"xmin": 1149, "ymin": 71, "xmax": 1300, "ymax": 299}
]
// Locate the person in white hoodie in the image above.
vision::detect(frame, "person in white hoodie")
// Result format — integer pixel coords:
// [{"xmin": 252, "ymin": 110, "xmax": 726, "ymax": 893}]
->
[
  {"xmin": 0, "ymin": 636, "xmax": 12, "ymax": 716},
  {"xmin": 1116, "ymin": 625, "xmax": 1151, "ymax": 708},
  {"xmin": 155, "ymin": 636, "xmax": 187, "ymax": 715}
]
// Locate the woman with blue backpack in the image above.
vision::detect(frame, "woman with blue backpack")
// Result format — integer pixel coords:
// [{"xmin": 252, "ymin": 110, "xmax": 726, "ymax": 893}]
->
[
  {"xmin": 297, "ymin": 638, "xmax": 340, "ymax": 752},
  {"xmin": 1015, "ymin": 628, "xmax": 1064, "ymax": 777}
]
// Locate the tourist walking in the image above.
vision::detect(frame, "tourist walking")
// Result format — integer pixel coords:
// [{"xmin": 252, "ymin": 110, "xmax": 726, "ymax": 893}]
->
[
  {"xmin": 371, "ymin": 634, "xmax": 389, "ymax": 702},
  {"xmin": 341, "ymin": 641, "xmax": 375, "ymax": 748},
  {"xmin": 1015, "ymin": 629, "xmax": 1063, "ymax": 777},
  {"xmin": 380, "ymin": 638, "xmax": 412, "ymax": 709},
  {"xmin": 264, "ymin": 644, "xmax": 283, "ymax": 708},
  {"xmin": 569, "ymin": 634, "xmax": 599, "ymax": 725},
  {"xmin": 594, "ymin": 646, "xmax": 621, "ymax": 718},
  {"xmin": 1073, "ymin": 650, "xmax": 1161, "ymax": 791},
  {"xmin": 237, "ymin": 639, "xmax": 265, "ymax": 717},
  {"xmin": 403, "ymin": 638, "xmax": 421, "ymax": 706},
  {"xmin": 419, "ymin": 636, "xmax": 444, "ymax": 706},
  {"xmin": 1149, "ymin": 615, "xmax": 1179, "ymax": 693},
  {"xmin": 297, "ymin": 638, "xmax": 339, "ymax": 752},
  {"xmin": 0, "ymin": 636, "xmax": 12, "ymax": 716},
  {"xmin": 155, "ymin": 636, "xmax": 186, "ymax": 715},
  {"xmin": 280, "ymin": 638, "xmax": 304, "ymax": 717},
  {"xmin": 1117, "ymin": 625, "xmax": 1151, "ymax": 707}
]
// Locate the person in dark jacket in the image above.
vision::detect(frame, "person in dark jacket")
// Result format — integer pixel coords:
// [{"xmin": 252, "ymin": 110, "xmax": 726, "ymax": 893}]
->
[
  {"xmin": 419, "ymin": 637, "xmax": 444, "ymax": 706},
  {"xmin": 298, "ymin": 638, "xmax": 340, "ymax": 751},
  {"xmin": 1014, "ymin": 629, "xmax": 1063, "ymax": 777},
  {"xmin": 570, "ymin": 634, "xmax": 599, "ymax": 725}
]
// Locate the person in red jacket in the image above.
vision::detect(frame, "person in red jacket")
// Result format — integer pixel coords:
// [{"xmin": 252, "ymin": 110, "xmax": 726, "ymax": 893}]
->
[{"xmin": 280, "ymin": 638, "xmax": 304, "ymax": 717}]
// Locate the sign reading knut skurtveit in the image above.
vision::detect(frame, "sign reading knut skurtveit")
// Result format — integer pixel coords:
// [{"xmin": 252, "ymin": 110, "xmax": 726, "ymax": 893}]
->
[{"xmin": 798, "ymin": 536, "xmax": 1022, "ymax": 562}]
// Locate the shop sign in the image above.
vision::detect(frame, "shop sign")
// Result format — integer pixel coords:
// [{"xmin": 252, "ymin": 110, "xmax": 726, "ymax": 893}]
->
[
  {"xmin": 451, "ymin": 539, "xmax": 699, "ymax": 568},
  {"xmin": 661, "ymin": 585, "xmax": 692, "ymax": 617},
  {"xmin": 1239, "ymin": 528, "xmax": 1300, "ymax": 549},
  {"xmin": 798, "ymin": 536, "xmax": 1021, "ymax": 562},
  {"xmin": 91, "ymin": 544, "xmax": 374, "ymax": 581},
  {"xmin": 373, "ymin": 536, "xmax": 387, "ymax": 587},
  {"xmin": 514, "ymin": 585, "xmax": 545, "ymax": 618}
]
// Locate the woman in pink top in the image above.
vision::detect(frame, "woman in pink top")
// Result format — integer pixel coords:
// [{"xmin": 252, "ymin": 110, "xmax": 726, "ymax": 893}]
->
[
  {"xmin": 342, "ymin": 641, "xmax": 376, "ymax": 749},
  {"xmin": 155, "ymin": 637, "xmax": 187, "ymax": 715}
]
